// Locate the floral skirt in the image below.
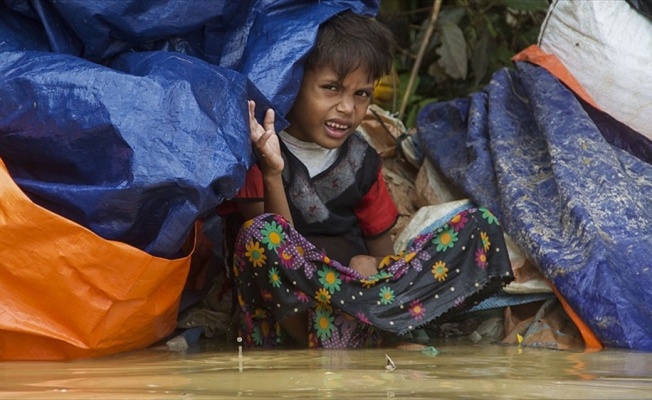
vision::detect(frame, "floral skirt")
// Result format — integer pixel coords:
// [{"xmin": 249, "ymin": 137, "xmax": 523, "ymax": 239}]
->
[{"xmin": 232, "ymin": 207, "xmax": 513, "ymax": 348}]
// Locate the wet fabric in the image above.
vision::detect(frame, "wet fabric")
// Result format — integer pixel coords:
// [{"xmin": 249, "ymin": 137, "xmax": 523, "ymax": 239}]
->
[
  {"xmin": 416, "ymin": 59, "xmax": 652, "ymax": 351},
  {"xmin": 233, "ymin": 209, "xmax": 513, "ymax": 348}
]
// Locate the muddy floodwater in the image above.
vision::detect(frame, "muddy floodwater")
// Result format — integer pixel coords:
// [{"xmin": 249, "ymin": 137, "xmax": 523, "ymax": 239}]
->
[{"xmin": 2, "ymin": 340, "xmax": 652, "ymax": 399}]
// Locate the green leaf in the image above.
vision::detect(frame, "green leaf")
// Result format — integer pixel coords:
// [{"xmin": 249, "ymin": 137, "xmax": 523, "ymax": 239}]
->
[
  {"xmin": 435, "ymin": 20, "xmax": 468, "ymax": 80},
  {"xmin": 500, "ymin": 0, "xmax": 550, "ymax": 11},
  {"xmin": 411, "ymin": 17, "xmax": 440, "ymax": 56},
  {"xmin": 470, "ymin": 30, "xmax": 490, "ymax": 85},
  {"xmin": 438, "ymin": 7, "xmax": 466, "ymax": 25}
]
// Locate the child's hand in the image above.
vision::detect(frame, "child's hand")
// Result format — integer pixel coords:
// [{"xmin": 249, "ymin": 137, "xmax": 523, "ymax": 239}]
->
[
  {"xmin": 249, "ymin": 100, "xmax": 283, "ymax": 175},
  {"xmin": 349, "ymin": 255, "xmax": 379, "ymax": 278}
]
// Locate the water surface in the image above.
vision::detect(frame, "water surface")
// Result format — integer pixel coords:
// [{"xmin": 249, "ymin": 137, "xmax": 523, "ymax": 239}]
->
[{"xmin": 2, "ymin": 341, "xmax": 651, "ymax": 399}]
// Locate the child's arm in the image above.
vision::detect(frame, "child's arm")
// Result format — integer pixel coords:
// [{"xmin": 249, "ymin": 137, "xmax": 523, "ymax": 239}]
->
[
  {"xmin": 241, "ymin": 100, "xmax": 294, "ymax": 225},
  {"xmin": 364, "ymin": 231, "xmax": 394, "ymax": 258},
  {"xmin": 244, "ymin": 101, "xmax": 306, "ymax": 345}
]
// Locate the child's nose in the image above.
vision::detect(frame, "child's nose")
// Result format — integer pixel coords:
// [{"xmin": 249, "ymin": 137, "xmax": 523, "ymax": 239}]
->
[{"xmin": 335, "ymin": 95, "xmax": 355, "ymax": 114}]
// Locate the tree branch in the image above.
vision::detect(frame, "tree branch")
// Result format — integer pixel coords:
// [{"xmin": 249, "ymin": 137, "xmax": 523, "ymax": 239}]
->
[{"xmin": 398, "ymin": 0, "xmax": 443, "ymax": 121}]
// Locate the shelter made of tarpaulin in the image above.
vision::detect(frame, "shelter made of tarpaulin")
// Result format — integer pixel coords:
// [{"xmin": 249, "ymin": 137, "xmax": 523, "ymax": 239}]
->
[
  {"xmin": 416, "ymin": 0, "xmax": 652, "ymax": 352},
  {"xmin": 0, "ymin": 0, "xmax": 379, "ymax": 360}
]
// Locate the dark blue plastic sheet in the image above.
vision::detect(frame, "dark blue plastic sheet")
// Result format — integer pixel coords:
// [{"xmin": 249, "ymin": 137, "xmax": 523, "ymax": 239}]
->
[
  {"xmin": 0, "ymin": 0, "xmax": 378, "ymax": 257},
  {"xmin": 417, "ymin": 61, "xmax": 652, "ymax": 351}
]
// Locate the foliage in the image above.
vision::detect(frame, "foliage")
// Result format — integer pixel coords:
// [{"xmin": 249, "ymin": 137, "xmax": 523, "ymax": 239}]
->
[{"xmin": 375, "ymin": 0, "xmax": 549, "ymax": 128}]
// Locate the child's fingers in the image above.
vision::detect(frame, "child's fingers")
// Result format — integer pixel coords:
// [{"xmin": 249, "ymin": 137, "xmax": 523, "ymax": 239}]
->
[
  {"xmin": 255, "ymin": 129, "xmax": 273, "ymax": 151},
  {"xmin": 263, "ymin": 108, "xmax": 275, "ymax": 132},
  {"xmin": 248, "ymin": 100, "xmax": 256, "ymax": 122},
  {"xmin": 248, "ymin": 100, "xmax": 264, "ymax": 141},
  {"xmin": 248, "ymin": 101, "xmax": 279, "ymax": 162}
]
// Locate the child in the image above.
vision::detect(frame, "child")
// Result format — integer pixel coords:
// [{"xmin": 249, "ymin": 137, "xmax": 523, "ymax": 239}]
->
[{"xmin": 221, "ymin": 11, "xmax": 513, "ymax": 348}]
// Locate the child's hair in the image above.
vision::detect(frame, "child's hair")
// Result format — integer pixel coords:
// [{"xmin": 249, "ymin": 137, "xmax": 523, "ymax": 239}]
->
[{"xmin": 305, "ymin": 11, "xmax": 395, "ymax": 82}]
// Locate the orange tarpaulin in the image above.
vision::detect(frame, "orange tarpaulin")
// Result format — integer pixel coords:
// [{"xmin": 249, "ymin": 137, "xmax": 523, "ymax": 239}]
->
[
  {"xmin": 512, "ymin": 45, "xmax": 599, "ymax": 109},
  {"xmin": 0, "ymin": 158, "xmax": 192, "ymax": 360}
]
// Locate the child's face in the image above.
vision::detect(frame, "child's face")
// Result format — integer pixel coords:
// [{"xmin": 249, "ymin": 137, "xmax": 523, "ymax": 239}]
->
[{"xmin": 285, "ymin": 64, "xmax": 374, "ymax": 149}]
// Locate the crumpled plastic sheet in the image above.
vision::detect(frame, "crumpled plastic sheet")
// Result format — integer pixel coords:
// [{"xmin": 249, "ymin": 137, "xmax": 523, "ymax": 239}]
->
[
  {"xmin": 0, "ymin": 0, "xmax": 378, "ymax": 257},
  {"xmin": 416, "ymin": 61, "xmax": 652, "ymax": 351}
]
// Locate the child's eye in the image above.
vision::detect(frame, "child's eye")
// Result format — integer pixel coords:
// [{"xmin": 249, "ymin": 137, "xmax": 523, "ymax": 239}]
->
[
  {"xmin": 322, "ymin": 85, "xmax": 339, "ymax": 91},
  {"xmin": 357, "ymin": 91, "xmax": 372, "ymax": 98}
]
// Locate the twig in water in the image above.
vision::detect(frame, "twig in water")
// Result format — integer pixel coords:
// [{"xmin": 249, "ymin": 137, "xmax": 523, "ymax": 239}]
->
[{"xmin": 385, "ymin": 353, "xmax": 396, "ymax": 371}]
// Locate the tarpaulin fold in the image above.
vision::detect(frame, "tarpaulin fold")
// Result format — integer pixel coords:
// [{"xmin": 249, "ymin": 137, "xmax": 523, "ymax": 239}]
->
[{"xmin": 0, "ymin": 0, "xmax": 379, "ymax": 257}]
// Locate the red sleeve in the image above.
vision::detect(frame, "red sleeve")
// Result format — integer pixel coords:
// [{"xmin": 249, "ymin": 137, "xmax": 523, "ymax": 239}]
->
[
  {"xmin": 236, "ymin": 164, "xmax": 264, "ymax": 200},
  {"xmin": 215, "ymin": 164, "xmax": 264, "ymax": 216},
  {"xmin": 354, "ymin": 168, "xmax": 399, "ymax": 237}
]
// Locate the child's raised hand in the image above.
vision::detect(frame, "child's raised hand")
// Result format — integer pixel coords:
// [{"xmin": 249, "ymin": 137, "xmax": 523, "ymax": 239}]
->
[
  {"xmin": 349, "ymin": 255, "xmax": 379, "ymax": 278},
  {"xmin": 248, "ymin": 100, "xmax": 283, "ymax": 174}
]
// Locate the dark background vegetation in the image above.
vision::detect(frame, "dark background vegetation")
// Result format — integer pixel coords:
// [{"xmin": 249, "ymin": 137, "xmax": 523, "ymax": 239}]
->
[{"xmin": 374, "ymin": 0, "xmax": 550, "ymax": 128}]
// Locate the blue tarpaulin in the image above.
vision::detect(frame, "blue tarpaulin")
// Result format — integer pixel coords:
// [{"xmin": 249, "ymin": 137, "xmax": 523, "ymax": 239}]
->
[
  {"xmin": 417, "ymin": 61, "xmax": 652, "ymax": 351},
  {"xmin": 0, "ymin": 0, "xmax": 378, "ymax": 258}
]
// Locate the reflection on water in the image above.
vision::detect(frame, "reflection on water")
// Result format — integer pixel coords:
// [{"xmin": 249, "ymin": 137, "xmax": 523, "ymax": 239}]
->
[{"xmin": 1, "ymin": 341, "xmax": 652, "ymax": 399}]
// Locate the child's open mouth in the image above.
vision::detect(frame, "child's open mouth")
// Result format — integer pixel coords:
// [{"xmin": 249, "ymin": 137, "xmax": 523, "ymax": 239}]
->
[{"xmin": 325, "ymin": 120, "xmax": 349, "ymax": 139}]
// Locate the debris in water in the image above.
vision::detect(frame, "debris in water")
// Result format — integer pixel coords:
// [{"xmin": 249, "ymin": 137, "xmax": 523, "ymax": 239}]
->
[
  {"xmin": 516, "ymin": 333, "xmax": 524, "ymax": 344},
  {"xmin": 385, "ymin": 353, "xmax": 396, "ymax": 371},
  {"xmin": 420, "ymin": 346, "xmax": 440, "ymax": 356},
  {"xmin": 165, "ymin": 334, "xmax": 189, "ymax": 352},
  {"xmin": 237, "ymin": 337, "xmax": 243, "ymax": 373}
]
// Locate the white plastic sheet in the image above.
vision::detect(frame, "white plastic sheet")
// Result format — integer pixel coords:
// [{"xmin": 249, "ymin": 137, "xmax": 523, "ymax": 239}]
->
[{"xmin": 539, "ymin": 0, "xmax": 652, "ymax": 140}]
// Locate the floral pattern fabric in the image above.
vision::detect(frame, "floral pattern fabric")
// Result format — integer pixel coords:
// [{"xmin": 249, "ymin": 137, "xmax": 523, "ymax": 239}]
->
[{"xmin": 233, "ymin": 207, "xmax": 513, "ymax": 348}]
